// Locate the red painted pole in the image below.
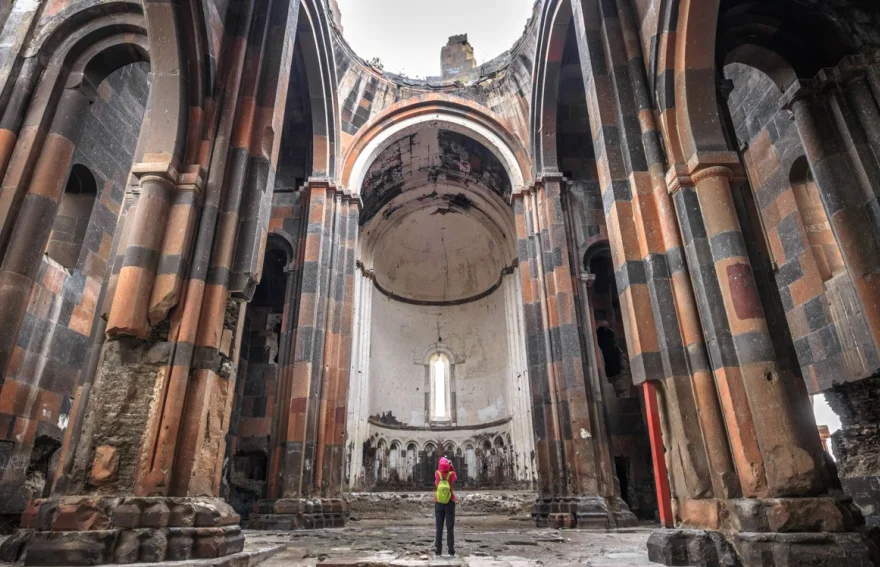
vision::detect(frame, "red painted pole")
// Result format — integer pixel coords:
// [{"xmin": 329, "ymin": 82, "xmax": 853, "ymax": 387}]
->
[{"xmin": 643, "ymin": 380, "xmax": 674, "ymax": 528}]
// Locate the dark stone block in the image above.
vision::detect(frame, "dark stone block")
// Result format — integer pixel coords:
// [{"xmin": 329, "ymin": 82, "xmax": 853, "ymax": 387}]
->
[
  {"xmin": 734, "ymin": 531, "xmax": 874, "ymax": 567},
  {"xmin": 0, "ymin": 529, "xmax": 32, "ymax": 563},
  {"xmin": 24, "ymin": 529, "xmax": 120, "ymax": 566},
  {"xmin": 776, "ymin": 260, "xmax": 803, "ymax": 288},
  {"xmin": 647, "ymin": 529, "xmax": 692, "ymax": 565},
  {"xmin": 804, "ymin": 296, "xmax": 829, "ymax": 332},
  {"xmin": 648, "ymin": 529, "xmax": 739, "ymax": 566},
  {"xmin": 777, "ymin": 213, "xmax": 806, "ymax": 262},
  {"xmin": 710, "ymin": 230, "xmax": 748, "ymax": 260}
]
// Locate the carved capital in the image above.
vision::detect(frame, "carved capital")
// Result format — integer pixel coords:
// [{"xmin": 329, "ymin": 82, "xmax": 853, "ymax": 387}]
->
[
  {"xmin": 780, "ymin": 78, "xmax": 818, "ymax": 112},
  {"xmin": 176, "ymin": 164, "xmax": 206, "ymax": 194},
  {"xmin": 666, "ymin": 160, "xmax": 738, "ymax": 195},
  {"xmin": 131, "ymin": 159, "xmax": 179, "ymax": 187},
  {"xmin": 691, "ymin": 165, "xmax": 733, "ymax": 185}
]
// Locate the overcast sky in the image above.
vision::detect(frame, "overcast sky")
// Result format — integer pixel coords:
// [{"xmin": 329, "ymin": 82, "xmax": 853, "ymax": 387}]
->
[{"xmin": 336, "ymin": 0, "xmax": 536, "ymax": 78}]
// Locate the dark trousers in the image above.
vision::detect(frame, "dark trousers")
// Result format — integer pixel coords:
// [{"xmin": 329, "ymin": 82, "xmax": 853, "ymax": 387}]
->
[{"xmin": 434, "ymin": 501, "xmax": 455, "ymax": 554}]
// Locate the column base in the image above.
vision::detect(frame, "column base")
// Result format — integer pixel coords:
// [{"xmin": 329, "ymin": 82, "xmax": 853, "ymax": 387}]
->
[
  {"xmin": 248, "ymin": 498, "xmax": 349, "ymax": 530},
  {"xmin": 647, "ymin": 528, "xmax": 878, "ymax": 566},
  {"xmin": 677, "ymin": 496, "xmax": 864, "ymax": 533},
  {"xmin": 648, "ymin": 496, "xmax": 877, "ymax": 566},
  {"xmin": 531, "ymin": 496, "xmax": 638, "ymax": 529},
  {"xmin": 0, "ymin": 496, "xmax": 244, "ymax": 566}
]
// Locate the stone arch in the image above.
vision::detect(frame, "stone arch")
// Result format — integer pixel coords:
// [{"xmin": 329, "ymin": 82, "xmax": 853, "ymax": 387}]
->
[
  {"xmin": 266, "ymin": 231, "xmax": 296, "ymax": 271},
  {"xmin": 669, "ymin": 0, "xmax": 862, "ymax": 163},
  {"xmin": 529, "ymin": 0, "xmax": 572, "ymax": 176},
  {"xmin": 0, "ymin": 0, "xmax": 193, "ymax": 379},
  {"xmin": 583, "ymin": 241, "xmax": 611, "ymax": 272},
  {"xmin": 26, "ymin": 0, "xmax": 189, "ymax": 165},
  {"xmin": 722, "ymin": 45, "xmax": 797, "ymax": 92},
  {"xmin": 667, "ymin": 0, "xmax": 727, "ymax": 163},
  {"xmin": 298, "ymin": 0, "xmax": 340, "ymax": 180},
  {"xmin": 342, "ymin": 97, "xmax": 530, "ymax": 196}
]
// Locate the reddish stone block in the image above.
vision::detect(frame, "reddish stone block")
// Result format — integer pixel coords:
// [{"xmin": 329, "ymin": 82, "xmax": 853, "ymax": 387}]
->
[
  {"xmin": 141, "ymin": 501, "xmax": 170, "ymax": 528},
  {"xmin": 89, "ymin": 445, "xmax": 117, "ymax": 486},
  {"xmin": 51, "ymin": 500, "xmax": 112, "ymax": 532}
]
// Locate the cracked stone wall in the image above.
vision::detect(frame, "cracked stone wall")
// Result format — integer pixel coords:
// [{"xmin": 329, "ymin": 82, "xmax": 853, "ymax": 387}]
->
[{"xmin": 225, "ymin": 248, "xmax": 289, "ymax": 519}]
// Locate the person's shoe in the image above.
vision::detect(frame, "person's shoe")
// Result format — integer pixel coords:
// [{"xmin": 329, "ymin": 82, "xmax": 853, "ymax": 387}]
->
[{"xmin": 448, "ymin": 551, "xmax": 455, "ymax": 556}]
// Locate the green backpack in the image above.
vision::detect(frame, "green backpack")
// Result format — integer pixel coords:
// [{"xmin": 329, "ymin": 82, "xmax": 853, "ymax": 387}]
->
[{"xmin": 436, "ymin": 471, "xmax": 452, "ymax": 504}]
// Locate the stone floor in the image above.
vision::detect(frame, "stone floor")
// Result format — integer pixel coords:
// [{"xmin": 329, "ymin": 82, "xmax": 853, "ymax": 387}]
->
[
  {"xmin": 245, "ymin": 516, "xmax": 659, "ymax": 567},
  {"xmin": 0, "ymin": 493, "xmax": 661, "ymax": 566}
]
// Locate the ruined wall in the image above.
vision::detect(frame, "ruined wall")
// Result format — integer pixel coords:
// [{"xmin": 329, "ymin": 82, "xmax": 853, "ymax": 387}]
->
[
  {"xmin": 724, "ymin": 62, "xmax": 878, "ymax": 392},
  {"xmin": 332, "ymin": 6, "xmax": 539, "ymax": 156},
  {"xmin": 0, "ymin": 62, "xmax": 149, "ymax": 524},
  {"xmin": 441, "ymin": 34, "xmax": 477, "ymax": 80},
  {"xmin": 556, "ymin": 25, "xmax": 658, "ymax": 520},
  {"xmin": 226, "ymin": 186, "xmax": 307, "ymax": 518},
  {"xmin": 225, "ymin": 267, "xmax": 283, "ymax": 518}
]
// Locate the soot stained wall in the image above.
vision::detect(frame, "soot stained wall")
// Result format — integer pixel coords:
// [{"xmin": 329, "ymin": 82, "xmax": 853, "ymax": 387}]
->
[{"xmin": 368, "ymin": 290, "xmax": 511, "ymax": 428}]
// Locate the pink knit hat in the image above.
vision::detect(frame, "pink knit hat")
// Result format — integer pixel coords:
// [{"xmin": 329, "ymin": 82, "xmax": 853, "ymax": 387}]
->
[{"xmin": 439, "ymin": 456, "xmax": 452, "ymax": 473}]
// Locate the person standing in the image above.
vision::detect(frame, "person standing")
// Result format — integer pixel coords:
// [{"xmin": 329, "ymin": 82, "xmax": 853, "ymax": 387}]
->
[{"xmin": 434, "ymin": 456, "xmax": 457, "ymax": 556}]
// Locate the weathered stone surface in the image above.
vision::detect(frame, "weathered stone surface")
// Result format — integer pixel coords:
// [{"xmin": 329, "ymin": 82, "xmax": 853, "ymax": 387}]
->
[
  {"xmin": 51, "ymin": 498, "xmax": 115, "ymax": 532},
  {"xmin": 647, "ymin": 529, "xmax": 739, "ymax": 567},
  {"xmin": 734, "ymin": 531, "xmax": 876, "ymax": 567},
  {"xmin": 165, "ymin": 527, "xmax": 196, "ymax": 561},
  {"xmin": 140, "ymin": 501, "xmax": 170, "ymax": 528},
  {"xmin": 24, "ymin": 529, "xmax": 120, "ymax": 566},
  {"xmin": 725, "ymin": 498, "xmax": 850, "ymax": 533},
  {"xmin": 678, "ymin": 498, "xmax": 720, "ymax": 529},
  {"xmin": 0, "ymin": 528, "xmax": 33, "ymax": 563},
  {"xmin": 113, "ymin": 529, "xmax": 140, "ymax": 564},
  {"xmin": 138, "ymin": 528, "xmax": 168, "ymax": 562}
]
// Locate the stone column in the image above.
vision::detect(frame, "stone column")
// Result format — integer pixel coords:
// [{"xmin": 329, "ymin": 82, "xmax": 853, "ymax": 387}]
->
[
  {"xmin": 575, "ymin": 0, "xmax": 739, "ymax": 537},
  {"xmin": 105, "ymin": 171, "xmax": 176, "ymax": 338},
  {"xmin": 502, "ymin": 268, "xmax": 535, "ymax": 486},
  {"xmin": 0, "ymin": 166, "xmax": 245, "ymax": 566},
  {"xmin": 345, "ymin": 265, "xmax": 374, "ymax": 489},
  {"xmin": 514, "ymin": 178, "xmax": 636, "ymax": 529},
  {"xmin": 0, "ymin": 86, "xmax": 90, "ymax": 379},
  {"xmin": 252, "ymin": 181, "xmax": 358, "ymax": 529},
  {"xmin": 648, "ymin": 161, "xmax": 867, "ymax": 565},
  {"xmin": 0, "ymin": 58, "xmax": 40, "ymax": 196}
]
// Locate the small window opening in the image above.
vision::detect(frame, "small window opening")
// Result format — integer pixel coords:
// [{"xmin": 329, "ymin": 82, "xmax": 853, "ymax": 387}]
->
[
  {"xmin": 430, "ymin": 353, "xmax": 451, "ymax": 422},
  {"xmin": 47, "ymin": 164, "xmax": 98, "ymax": 270}
]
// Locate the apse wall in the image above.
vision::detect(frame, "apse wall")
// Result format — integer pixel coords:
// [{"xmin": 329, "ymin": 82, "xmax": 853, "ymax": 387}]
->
[{"xmin": 368, "ymin": 290, "xmax": 511, "ymax": 428}]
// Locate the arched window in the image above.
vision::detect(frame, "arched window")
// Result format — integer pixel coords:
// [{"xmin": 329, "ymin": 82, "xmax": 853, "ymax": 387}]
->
[
  {"xmin": 430, "ymin": 353, "xmax": 451, "ymax": 422},
  {"xmin": 47, "ymin": 164, "xmax": 98, "ymax": 270}
]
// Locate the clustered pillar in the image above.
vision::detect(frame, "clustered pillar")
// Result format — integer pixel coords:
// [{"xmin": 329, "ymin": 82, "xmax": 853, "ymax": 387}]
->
[
  {"xmin": 646, "ymin": 161, "xmax": 869, "ymax": 565},
  {"xmin": 514, "ymin": 177, "xmax": 636, "ymax": 529},
  {"xmin": 250, "ymin": 181, "xmax": 359, "ymax": 530}
]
